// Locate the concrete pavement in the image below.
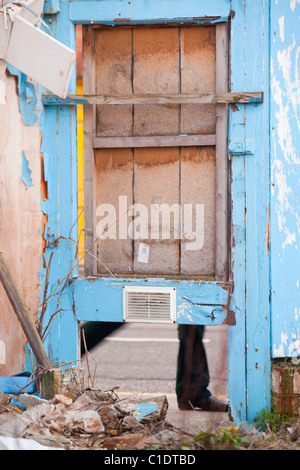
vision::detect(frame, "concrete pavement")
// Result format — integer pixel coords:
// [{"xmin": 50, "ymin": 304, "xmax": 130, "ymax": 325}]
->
[{"xmin": 82, "ymin": 322, "xmax": 232, "ymax": 434}]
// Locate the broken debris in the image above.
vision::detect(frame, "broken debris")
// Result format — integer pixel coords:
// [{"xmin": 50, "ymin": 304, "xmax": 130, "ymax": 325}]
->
[
  {"xmin": 41, "ymin": 367, "xmax": 87, "ymax": 400},
  {"xmin": 2, "ymin": 367, "xmax": 297, "ymax": 450},
  {"xmin": 0, "ymin": 371, "xmax": 194, "ymax": 450}
]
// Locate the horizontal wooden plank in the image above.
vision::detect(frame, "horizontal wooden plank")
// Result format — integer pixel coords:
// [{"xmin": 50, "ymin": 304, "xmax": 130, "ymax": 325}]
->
[
  {"xmin": 43, "ymin": 91, "xmax": 263, "ymax": 106},
  {"xmin": 69, "ymin": 0, "xmax": 231, "ymax": 25},
  {"xmin": 93, "ymin": 134, "xmax": 216, "ymax": 148}
]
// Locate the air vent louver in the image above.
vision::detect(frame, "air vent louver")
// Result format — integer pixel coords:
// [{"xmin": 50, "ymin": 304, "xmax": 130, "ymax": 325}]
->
[{"xmin": 123, "ymin": 286, "xmax": 176, "ymax": 323}]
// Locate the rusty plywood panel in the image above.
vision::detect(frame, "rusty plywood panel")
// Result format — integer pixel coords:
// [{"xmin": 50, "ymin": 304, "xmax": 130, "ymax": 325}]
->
[
  {"xmin": 95, "ymin": 28, "xmax": 133, "ymax": 137},
  {"xmin": 133, "ymin": 147, "xmax": 180, "ymax": 274},
  {"xmin": 95, "ymin": 149, "xmax": 134, "ymax": 275},
  {"xmin": 133, "ymin": 28, "xmax": 180, "ymax": 136},
  {"xmin": 180, "ymin": 146, "xmax": 216, "ymax": 276},
  {"xmin": 180, "ymin": 26, "xmax": 216, "ymax": 135}
]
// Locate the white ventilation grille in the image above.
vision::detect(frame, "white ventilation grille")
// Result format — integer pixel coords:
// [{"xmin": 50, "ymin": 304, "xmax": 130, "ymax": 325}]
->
[{"xmin": 123, "ymin": 286, "xmax": 176, "ymax": 323}]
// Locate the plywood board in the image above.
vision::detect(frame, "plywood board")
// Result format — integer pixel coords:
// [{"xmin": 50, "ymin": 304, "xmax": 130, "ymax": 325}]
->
[
  {"xmin": 133, "ymin": 28, "xmax": 180, "ymax": 136},
  {"xmin": 180, "ymin": 26, "xmax": 216, "ymax": 134},
  {"xmin": 95, "ymin": 28, "xmax": 133, "ymax": 136},
  {"xmin": 180, "ymin": 146, "xmax": 216, "ymax": 276},
  {"xmin": 95, "ymin": 149, "xmax": 134, "ymax": 274},
  {"xmin": 133, "ymin": 147, "xmax": 180, "ymax": 274},
  {"xmin": 94, "ymin": 26, "xmax": 217, "ymax": 138}
]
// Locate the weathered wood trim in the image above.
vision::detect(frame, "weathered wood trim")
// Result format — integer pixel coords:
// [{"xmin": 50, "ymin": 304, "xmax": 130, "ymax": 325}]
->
[
  {"xmin": 215, "ymin": 22, "xmax": 229, "ymax": 281},
  {"xmin": 72, "ymin": 276, "xmax": 232, "ymax": 325},
  {"xmin": 69, "ymin": 0, "xmax": 231, "ymax": 25},
  {"xmin": 92, "ymin": 134, "xmax": 216, "ymax": 148},
  {"xmin": 83, "ymin": 26, "xmax": 97, "ymax": 276},
  {"xmin": 43, "ymin": 91, "xmax": 263, "ymax": 106},
  {"xmin": 244, "ymin": 0, "xmax": 271, "ymax": 423}
]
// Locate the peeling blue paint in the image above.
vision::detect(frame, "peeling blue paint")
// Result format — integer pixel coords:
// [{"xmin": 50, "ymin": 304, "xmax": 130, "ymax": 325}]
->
[
  {"xmin": 33, "ymin": 0, "xmax": 78, "ymax": 369},
  {"xmin": 43, "ymin": 95, "xmax": 90, "ymax": 106},
  {"xmin": 270, "ymin": 1, "xmax": 300, "ymax": 359},
  {"xmin": 21, "ymin": 152, "xmax": 33, "ymax": 188},
  {"xmin": 6, "ymin": 65, "xmax": 39, "ymax": 126},
  {"xmin": 227, "ymin": 1, "xmax": 247, "ymax": 424},
  {"xmin": 134, "ymin": 403, "xmax": 158, "ymax": 421}
]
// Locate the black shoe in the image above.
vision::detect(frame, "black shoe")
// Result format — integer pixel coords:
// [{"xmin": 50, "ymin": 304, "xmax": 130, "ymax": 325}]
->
[
  {"xmin": 178, "ymin": 396, "xmax": 228, "ymax": 412},
  {"xmin": 195, "ymin": 396, "xmax": 228, "ymax": 412}
]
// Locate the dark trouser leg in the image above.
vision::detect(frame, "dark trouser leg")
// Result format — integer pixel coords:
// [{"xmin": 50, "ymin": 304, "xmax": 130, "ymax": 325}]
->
[{"xmin": 176, "ymin": 324, "xmax": 211, "ymax": 407}]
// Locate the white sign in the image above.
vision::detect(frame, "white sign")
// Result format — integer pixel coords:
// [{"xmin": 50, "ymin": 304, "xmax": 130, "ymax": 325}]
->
[{"xmin": 138, "ymin": 243, "xmax": 150, "ymax": 263}]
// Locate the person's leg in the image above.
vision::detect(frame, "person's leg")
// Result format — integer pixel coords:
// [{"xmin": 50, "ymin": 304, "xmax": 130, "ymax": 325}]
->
[
  {"xmin": 176, "ymin": 324, "xmax": 228, "ymax": 412},
  {"xmin": 176, "ymin": 324, "xmax": 211, "ymax": 408}
]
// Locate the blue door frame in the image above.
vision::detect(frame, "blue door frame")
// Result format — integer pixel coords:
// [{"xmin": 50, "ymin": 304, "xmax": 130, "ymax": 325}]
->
[{"xmin": 33, "ymin": 0, "xmax": 271, "ymax": 423}]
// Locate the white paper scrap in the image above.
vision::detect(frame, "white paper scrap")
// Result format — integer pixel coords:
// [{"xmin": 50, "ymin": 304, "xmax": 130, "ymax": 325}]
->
[{"xmin": 138, "ymin": 243, "xmax": 150, "ymax": 263}]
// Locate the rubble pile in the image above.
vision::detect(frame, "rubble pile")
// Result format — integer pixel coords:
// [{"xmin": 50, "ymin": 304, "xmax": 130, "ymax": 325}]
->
[
  {"xmin": 0, "ymin": 387, "xmax": 195, "ymax": 450},
  {"xmin": 2, "ymin": 385, "xmax": 300, "ymax": 450}
]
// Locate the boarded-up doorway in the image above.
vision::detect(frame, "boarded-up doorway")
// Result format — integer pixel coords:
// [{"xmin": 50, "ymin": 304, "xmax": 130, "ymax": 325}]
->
[{"xmin": 83, "ymin": 24, "xmax": 229, "ymax": 282}]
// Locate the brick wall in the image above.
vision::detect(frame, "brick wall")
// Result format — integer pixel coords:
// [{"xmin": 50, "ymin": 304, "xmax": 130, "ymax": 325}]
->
[{"xmin": 272, "ymin": 364, "xmax": 300, "ymax": 415}]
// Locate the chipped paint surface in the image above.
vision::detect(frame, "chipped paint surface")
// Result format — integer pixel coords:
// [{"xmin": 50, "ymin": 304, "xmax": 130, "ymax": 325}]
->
[
  {"xmin": 21, "ymin": 151, "xmax": 33, "ymax": 188},
  {"xmin": 6, "ymin": 64, "xmax": 39, "ymax": 126},
  {"xmin": 0, "ymin": 60, "xmax": 42, "ymax": 374},
  {"xmin": 270, "ymin": 0, "xmax": 300, "ymax": 358}
]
